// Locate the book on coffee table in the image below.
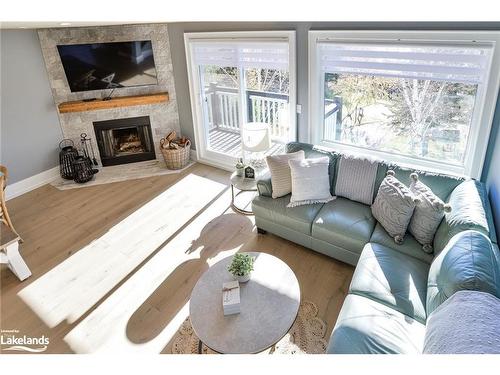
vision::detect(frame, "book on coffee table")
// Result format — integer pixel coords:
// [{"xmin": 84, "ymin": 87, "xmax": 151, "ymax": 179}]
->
[{"xmin": 222, "ymin": 280, "xmax": 240, "ymax": 316}]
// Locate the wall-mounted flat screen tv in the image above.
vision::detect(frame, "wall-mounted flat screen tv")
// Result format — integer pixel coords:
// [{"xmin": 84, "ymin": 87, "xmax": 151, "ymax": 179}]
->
[{"xmin": 57, "ymin": 40, "xmax": 158, "ymax": 92}]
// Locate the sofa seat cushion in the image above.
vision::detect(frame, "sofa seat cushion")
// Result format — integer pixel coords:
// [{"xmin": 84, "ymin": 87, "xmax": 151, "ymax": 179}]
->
[
  {"xmin": 370, "ymin": 223, "xmax": 434, "ymax": 264},
  {"xmin": 252, "ymin": 195, "xmax": 324, "ymax": 235},
  {"xmin": 327, "ymin": 294, "xmax": 425, "ymax": 354},
  {"xmin": 312, "ymin": 198, "xmax": 376, "ymax": 254},
  {"xmin": 349, "ymin": 243, "xmax": 429, "ymax": 323}
]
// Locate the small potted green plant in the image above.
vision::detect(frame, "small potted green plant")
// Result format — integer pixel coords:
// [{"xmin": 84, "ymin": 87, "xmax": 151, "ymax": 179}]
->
[{"xmin": 227, "ymin": 253, "xmax": 255, "ymax": 283}]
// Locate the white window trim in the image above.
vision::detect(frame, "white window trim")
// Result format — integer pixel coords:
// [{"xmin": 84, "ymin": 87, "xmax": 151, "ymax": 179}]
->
[
  {"xmin": 184, "ymin": 31, "xmax": 297, "ymax": 171},
  {"xmin": 308, "ymin": 30, "xmax": 500, "ymax": 179}
]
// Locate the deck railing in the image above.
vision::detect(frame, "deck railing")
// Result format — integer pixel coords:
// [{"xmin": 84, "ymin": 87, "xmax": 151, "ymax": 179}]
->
[
  {"xmin": 205, "ymin": 84, "xmax": 290, "ymax": 140},
  {"xmin": 323, "ymin": 97, "xmax": 343, "ymax": 141}
]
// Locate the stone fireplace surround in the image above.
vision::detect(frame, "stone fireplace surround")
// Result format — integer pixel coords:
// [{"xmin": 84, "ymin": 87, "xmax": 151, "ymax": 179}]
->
[{"xmin": 38, "ymin": 24, "xmax": 181, "ymax": 168}]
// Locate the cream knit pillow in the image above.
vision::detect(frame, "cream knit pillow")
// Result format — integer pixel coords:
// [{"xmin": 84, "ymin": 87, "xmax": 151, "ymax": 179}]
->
[{"xmin": 266, "ymin": 151, "xmax": 305, "ymax": 198}]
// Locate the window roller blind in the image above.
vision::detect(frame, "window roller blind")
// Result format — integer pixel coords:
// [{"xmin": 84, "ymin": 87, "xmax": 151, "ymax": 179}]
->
[
  {"xmin": 318, "ymin": 42, "xmax": 493, "ymax": 84},
  {"xmin": 192, "ymin": 42, "xmax": 289, "ymax": 70}
]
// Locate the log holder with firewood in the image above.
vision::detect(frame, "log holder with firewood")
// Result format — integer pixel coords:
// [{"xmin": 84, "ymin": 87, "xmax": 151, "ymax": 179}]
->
[{"xmin": 160, "ymin": 131, "xmax": 191, "ymax": 170}]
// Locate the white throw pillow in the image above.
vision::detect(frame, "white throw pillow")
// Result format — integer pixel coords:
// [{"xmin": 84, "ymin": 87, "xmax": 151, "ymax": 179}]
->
[
  {"xmin": 287, "ymin": 157, "xmax": 335, "ymax": 208},
  {"xmin": 408, "ymin": 173, "xmax": 452, "ymax": 253},
  {"xmin": 266, "ymin": 151, "xmax": 305, "ymax": 198},
  {"xmin": 371, "ymin": 171, "xmax": 419, "ymax": 244}
]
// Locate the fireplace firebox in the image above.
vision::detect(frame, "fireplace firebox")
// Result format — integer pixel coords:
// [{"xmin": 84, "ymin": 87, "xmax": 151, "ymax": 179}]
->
[{"xmin": 93, "ymin": 116, "xmax": 156, "ymax": 166}]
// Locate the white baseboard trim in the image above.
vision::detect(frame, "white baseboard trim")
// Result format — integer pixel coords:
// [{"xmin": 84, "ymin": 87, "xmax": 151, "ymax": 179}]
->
[
  {"xmin": 5, "ymin": 166, "xmax": 60, "ymax": 201},
  {"xmin": 6, "ymin": 152, "xmax": 198, "ymax": 201}
]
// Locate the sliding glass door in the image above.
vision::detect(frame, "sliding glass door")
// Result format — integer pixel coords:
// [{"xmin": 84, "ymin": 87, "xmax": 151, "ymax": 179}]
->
[
  {"xmin": 199, "ymin": 64, "xmax": 241, "ymax": 157},
  {"xmin": 185, "ymin": 32, "xmax": 296, "ymax": 169}
]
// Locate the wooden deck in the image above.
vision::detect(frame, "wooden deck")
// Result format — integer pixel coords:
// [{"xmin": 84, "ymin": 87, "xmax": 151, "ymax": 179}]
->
[{"xmin": 208, "ymin": 128, "xmax": 285, "ymax": 158}]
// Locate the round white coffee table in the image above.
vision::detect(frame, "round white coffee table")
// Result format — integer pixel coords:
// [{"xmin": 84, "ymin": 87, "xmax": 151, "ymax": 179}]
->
[{"xmin": 189, "ymin": 252, "xmax": 301, "ymax": 354}]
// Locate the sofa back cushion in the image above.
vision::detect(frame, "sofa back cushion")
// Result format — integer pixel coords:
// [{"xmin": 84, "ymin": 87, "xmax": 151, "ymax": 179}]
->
[
  {"xmin": 433, "ymin": 180, "xmax": 493, "ymax": 252},
  {"xmin": 285, "ymin": 143, "xmax": 464, "ymax": 204},
  {"xmin": 426, "ymin": 230, "xmax": 500, "ymax": 316},
  {"xmin": 387, "ymin": 165, "xmax": 463, "ymax": 201}
]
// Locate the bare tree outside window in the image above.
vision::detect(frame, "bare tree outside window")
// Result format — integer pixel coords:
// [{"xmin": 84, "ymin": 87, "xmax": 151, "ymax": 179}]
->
[
  {"xmin": 245, "ymin": 68, "xmax": 289, "ymax": 94},
  {"xmin": 323, "ymin": 73, "xmax": 477, "ymax": 165}
]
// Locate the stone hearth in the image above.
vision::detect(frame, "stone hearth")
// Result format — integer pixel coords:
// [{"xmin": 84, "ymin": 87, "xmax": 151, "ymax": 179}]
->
[{"xmin": 51, "ymin": 159, "xmax": 195, "ymax": 190}]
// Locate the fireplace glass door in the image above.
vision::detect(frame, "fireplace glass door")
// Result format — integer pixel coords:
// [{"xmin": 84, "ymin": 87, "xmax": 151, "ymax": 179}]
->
[{"xmin": 94, "ymin": 116, "xmax": 156, "ymax": 166}]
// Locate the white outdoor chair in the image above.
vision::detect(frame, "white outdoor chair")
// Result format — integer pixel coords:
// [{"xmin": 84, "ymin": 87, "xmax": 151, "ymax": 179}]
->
[{"xmin": 241, "ymin": 122, "xmax": 272, "ymax": 170}]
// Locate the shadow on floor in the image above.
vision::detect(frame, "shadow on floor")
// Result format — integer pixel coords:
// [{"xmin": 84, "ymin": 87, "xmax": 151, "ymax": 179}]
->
[{"xmin": 126, "ymin": 213, "xmax": 253, "ymax": 344}]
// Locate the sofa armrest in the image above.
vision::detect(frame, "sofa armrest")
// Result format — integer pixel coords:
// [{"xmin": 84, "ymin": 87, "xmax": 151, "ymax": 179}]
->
[
  {"xmin": 426, "ymin": 230, "xmax": 500, "ymax": 316},
  {"xmin": 256, "ymin": 173, "xmax": 273, "ymax": 197}
]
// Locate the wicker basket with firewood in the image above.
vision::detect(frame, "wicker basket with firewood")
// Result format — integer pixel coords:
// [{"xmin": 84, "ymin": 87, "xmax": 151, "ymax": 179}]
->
[{"xmin": 160, "ymin": 131, "xmax": 191, "ymax": 170}]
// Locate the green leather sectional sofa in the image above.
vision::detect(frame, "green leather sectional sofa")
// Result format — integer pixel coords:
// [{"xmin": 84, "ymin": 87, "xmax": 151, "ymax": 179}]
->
[{"xmin": 252, "ymin": 142, "xmax": 500, "ymax": 354}]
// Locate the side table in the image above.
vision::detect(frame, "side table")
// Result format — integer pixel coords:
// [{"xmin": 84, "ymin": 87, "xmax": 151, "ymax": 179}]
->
[{"xmin": 230, "ymin": 171, "xmax": 260, "ymax": 215}]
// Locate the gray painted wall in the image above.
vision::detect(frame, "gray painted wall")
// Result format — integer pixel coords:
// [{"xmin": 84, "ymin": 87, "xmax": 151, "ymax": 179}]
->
[
  {"xmin": 167, "ymin": 22, "xmax": 500, "ymax": 149},
  {"xmin": 1, "ymin": 30, "xmax": 62, "ymax": 184}
]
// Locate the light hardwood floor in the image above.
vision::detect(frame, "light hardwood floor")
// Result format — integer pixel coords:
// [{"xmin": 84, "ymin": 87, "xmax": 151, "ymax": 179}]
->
[{"xmin": 0, "ymin": 163, "xmax": 353, "ymax": 354}]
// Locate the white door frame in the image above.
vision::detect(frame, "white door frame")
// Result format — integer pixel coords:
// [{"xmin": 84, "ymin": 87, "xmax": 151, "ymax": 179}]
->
[{"xmin": 184, "ymin": 31, "xmax": 297, "ymax": 171}]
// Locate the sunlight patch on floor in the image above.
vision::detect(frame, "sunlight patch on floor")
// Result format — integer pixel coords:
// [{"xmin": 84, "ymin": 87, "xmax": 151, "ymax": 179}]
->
[
  {"xmin": 63, "ymin": 187, "xmax": 250, "ymax": 353},
  {"xmin": 18, "ymin": 173, "xmax": 227, "ymax": 328}
]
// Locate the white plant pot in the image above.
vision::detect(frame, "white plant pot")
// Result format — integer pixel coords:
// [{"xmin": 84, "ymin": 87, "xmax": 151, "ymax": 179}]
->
[{"xmin": 235, "ymin": 273, "xmax": 251, "ymax": 283}]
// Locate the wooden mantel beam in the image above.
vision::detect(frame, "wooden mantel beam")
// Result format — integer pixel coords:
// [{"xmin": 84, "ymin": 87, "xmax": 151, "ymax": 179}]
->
[{"xmin": 58, "ymin": 92, "xmax": 169, "ymax": 113}]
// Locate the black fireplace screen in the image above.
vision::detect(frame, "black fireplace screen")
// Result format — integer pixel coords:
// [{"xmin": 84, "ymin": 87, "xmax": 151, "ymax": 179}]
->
[{"xmin": 93, "ymin": 116, "xmax": 156, "ymax": 166}]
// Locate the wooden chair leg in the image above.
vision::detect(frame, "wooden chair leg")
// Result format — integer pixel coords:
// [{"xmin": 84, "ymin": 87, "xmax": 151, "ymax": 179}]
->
[{"xmin": 1, "ymin": 209, "xmax": 22, "ymax": 243}]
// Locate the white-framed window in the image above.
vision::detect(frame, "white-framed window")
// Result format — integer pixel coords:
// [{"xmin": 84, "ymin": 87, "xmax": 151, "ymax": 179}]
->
[
  {"xmin": 184, "ymin": 31, "xmax": 296, "ymax": 170},
  {"xmin": 309, "ymin": 31, "xmax": 500, "ymax": 178}
]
